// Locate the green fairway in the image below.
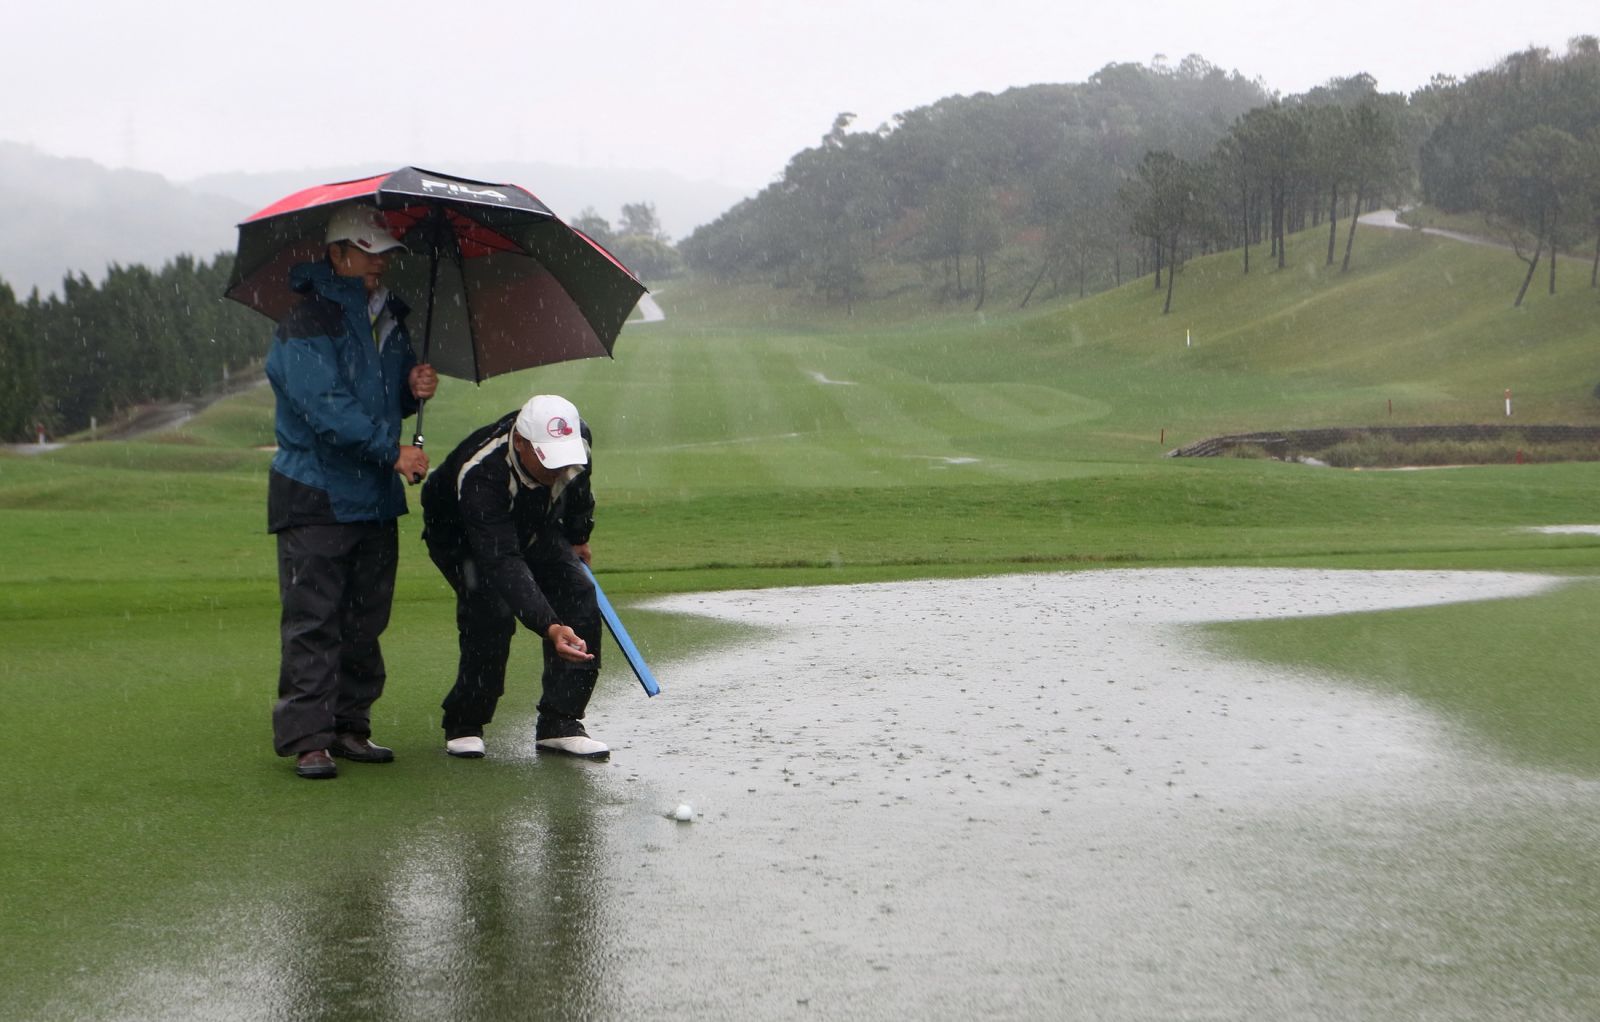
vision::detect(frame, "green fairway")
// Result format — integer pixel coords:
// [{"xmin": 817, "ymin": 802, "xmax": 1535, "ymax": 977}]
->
[{"xmin": 4, "ymin": 223, "xmax": 1600, "ymax": 1018}]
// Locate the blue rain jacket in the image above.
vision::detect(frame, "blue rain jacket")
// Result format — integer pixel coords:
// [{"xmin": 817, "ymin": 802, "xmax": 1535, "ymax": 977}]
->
[{"xmin": 265, "ymin": 261, "xmax": 418, "ymax": 531}]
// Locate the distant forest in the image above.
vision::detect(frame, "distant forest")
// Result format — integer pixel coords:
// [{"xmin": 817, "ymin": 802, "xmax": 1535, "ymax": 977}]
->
[
  {"xmin": 0, "ymin": 257, "xmax": 262, "ymax": 442},
  {"xmin": 682, "ymin": 40, "xmax": 1600, "ymax": 313},
  {"xmin": 4, "ymin": 42, "xmax": 1600, "ymax": 440}
]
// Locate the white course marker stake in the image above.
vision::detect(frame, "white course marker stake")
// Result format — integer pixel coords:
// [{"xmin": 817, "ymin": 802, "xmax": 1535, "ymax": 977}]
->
[
  {"xmin": 1186, "ymin": 328, "xmax": 1191, "ymax": 348},
  {"xmin": 1505, "ymin": 388, "xmax": 1512, "ymax": 417}
]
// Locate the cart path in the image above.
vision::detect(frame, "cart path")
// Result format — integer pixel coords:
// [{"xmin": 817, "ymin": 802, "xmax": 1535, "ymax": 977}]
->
[
  {"xmin": 2, "ymin": 375, "xmax": 269, "ymax": 453},
  {"xmin": 1359, "ymin": 207, "xmax": 1515, "ymax": 251}
]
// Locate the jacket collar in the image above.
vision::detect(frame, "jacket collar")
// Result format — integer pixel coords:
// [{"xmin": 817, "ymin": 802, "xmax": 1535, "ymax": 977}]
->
[
  {"xmin": 506, "ymin": 430, "xmax": 536, "ymax": 489},
  {"xmin": 504, "ymin": 427, "xmax": 581, "ymax": 498},
  {"xmin": 289, "ymin": 260, "xmax": 410, "ymax": 321}
]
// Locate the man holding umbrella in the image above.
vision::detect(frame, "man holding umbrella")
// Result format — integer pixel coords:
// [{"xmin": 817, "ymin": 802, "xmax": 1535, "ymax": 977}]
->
[{"xmin": 266, "ymin": 203, "xmax": 438, "ymax": 780}]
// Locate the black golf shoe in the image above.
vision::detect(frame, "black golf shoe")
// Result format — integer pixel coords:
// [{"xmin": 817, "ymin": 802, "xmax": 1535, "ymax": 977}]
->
[{"xmin": 329, "ymin": 733, "xmax": 395, "ymax": 763}]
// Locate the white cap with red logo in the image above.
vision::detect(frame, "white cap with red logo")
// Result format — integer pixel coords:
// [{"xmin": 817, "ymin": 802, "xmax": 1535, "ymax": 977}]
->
[
  {"xmin": 324, "ymin": 203, "xmax": 408, "ymax": 254},
  {"xmin": 514, "ymin": 394, "xmax": 587, "ymax": 468}
]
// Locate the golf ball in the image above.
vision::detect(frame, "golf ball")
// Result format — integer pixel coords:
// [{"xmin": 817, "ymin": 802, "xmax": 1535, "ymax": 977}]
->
[{"xmin": 673, "ymin": 803, "xmax": 694, "ymax": 822}]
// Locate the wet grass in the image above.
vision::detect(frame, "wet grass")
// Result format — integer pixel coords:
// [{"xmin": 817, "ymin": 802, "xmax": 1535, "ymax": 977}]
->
[{"xmin": 0, "ymin": 568, "xmax": 750, "ymax": 1019}]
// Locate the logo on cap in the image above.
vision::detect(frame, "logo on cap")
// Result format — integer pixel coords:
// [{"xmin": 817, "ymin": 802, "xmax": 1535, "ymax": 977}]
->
[{"xmin": 546, "ymin": 417, "xmax": 574, "ymax": 439}]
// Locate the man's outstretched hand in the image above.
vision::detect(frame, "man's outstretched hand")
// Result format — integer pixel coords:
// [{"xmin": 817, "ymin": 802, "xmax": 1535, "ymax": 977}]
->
[{"xmin": 546, "ymin": 623, "xmax": 594, "ymax": 663}]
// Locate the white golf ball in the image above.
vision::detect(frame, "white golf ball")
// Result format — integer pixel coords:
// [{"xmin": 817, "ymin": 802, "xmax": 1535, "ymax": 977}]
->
[{"xmin": 673, "ymin": 803, "xmax": 694, "ymax": 822}]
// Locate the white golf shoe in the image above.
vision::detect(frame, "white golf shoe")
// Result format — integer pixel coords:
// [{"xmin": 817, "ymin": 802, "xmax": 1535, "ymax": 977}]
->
[
  {"xmin": 445, "ymin": 736, "xmax": 486, "ymax": 758},
  {"xmin": 535, "ymin": 734, "xmax": 610, "ymax": 760}
]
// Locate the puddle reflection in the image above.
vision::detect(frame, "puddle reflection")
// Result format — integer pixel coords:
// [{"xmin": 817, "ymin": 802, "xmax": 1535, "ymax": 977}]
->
[
  {"xmin": 275, "ymin": 767, "xmax": 609, "ymax": 1020},
  {"xmin": 60, "ymin": 763, "xmax": 615, "ymax": 1022}
]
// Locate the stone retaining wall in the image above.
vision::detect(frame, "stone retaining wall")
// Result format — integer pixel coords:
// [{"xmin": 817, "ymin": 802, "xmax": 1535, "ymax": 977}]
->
[{"xmin": 1166, "ymin": 424, "xmax": 1600, "ymax": 458}]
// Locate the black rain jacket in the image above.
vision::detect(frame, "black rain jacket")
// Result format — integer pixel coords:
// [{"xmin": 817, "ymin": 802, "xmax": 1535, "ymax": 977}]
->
[{"xmin": 420, "ymin": 410, "xmax": 595, "ymax": 636}]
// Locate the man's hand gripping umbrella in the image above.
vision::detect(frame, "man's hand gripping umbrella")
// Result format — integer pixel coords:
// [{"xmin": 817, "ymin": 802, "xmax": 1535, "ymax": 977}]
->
[{"xmin": 225, "ymin": 166, "xmax": 648, "ymax": 482}]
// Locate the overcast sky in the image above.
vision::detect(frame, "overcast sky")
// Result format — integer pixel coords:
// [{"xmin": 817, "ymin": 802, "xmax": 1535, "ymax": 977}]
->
[{"xmin": 4, "ymin": 1, "xmax": 1594, "ymax": 197}]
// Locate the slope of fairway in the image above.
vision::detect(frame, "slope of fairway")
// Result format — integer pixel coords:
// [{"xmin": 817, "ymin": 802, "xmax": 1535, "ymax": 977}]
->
[
  {"xmin": 6, "ymin": 221, "xmax": 1600, "ymax": 588},
  {"xmin": 355, "ymin": 227, "xmax": 1596, "ymax": 490}
]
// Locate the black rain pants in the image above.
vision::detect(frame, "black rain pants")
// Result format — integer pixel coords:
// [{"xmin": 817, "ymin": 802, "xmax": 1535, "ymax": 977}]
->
[
  {"xmin": 427, "ymin": 541, "xmax": 601, "ymax": 740},
  {"xmin": 272, "ymin": 521, "xmax": 398, "ymax": 756}
]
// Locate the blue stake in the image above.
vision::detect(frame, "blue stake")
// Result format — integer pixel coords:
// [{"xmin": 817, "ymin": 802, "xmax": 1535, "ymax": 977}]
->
[{"xmin": 582, "ymin": 563, "xmax": 661, "ymax": 697}]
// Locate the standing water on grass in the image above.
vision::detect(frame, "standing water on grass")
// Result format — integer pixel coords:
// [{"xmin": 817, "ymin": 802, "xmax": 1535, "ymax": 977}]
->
[{"xmin": 34, "ymin": 569, "xmax": 1600, "ymax": 1021}]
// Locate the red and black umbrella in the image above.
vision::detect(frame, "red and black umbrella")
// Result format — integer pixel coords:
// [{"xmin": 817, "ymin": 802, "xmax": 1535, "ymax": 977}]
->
[{"xmin": 225, "ymin": 166, "xmax": 646, "ymax": 442}]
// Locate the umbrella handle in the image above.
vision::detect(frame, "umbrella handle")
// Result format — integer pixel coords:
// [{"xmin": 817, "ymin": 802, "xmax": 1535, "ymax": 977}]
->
[
  {"xmin": 409, "ymin": 399, "xmax": 426, "ymax": 483},
  {"xmin": 407, "ymin": 219, "xmax": 442, "ymax": 484}
]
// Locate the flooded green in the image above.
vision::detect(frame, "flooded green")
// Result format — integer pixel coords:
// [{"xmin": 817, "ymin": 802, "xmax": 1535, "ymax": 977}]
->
[{"xmin": 21, "ymin": 570, "xmax": 1600, "ymax": 1020}]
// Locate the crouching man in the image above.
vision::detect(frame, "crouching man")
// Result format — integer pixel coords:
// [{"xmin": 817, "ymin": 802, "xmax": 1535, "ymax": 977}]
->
[{"xmin": 420, "ymin": 394, "xmax": 609, "ymax": 760}]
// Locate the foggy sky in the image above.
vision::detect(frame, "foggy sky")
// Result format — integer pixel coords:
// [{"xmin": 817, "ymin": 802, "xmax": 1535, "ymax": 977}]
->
[{"xmin": 5, "ymin": 0, "xmax": 1595, "ymax": 197}]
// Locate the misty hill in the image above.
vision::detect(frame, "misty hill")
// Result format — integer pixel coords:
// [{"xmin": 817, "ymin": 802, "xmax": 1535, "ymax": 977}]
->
[
  {"xmin": 0, "ymin": 142, "xmax": 247, "ymax": 298},
  {"xmin": 0, "ymin": 143, "xmax": 750, "ymax": 298},
  {"xmin": 187, "ymin": 161, "xmax": 748, "ymax": 243},
  {"xmin": 682, "ymin": 58, "xmax": 1275, "ymax": 306}
]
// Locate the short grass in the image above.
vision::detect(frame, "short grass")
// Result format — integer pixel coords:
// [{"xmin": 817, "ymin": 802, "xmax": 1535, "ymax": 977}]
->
[
  {"xmin": 5, "ymin": 220, "xmax": 1600, "ymax": 1016},
  {"xmin": 1205, "ymin": 578, "xmax": 1600, "ymax": 777}
]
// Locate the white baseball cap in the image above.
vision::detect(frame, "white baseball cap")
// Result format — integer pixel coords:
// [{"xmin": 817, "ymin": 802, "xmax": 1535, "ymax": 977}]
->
[
  {"xmin": 324, "ymin": 203, "xmax": 408, "ymax": 254},
  {"xmin": 514, "ymin": 394, "xmax": 587, "ymax": 468}
]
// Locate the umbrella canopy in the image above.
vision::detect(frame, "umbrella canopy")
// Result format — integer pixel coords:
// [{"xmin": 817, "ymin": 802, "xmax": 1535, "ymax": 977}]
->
[{"xmin": 225, "ymin": 166, "xmax": 646, "ymax": 383}]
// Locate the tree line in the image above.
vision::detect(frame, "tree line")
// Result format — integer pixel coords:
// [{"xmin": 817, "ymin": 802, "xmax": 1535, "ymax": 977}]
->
[
  {"xmin": 683, "ymin": 40, "xmax": 1600, "ymax": 314},
  {"xmin": 682, "ymin": 57, "xmax": 1273, "ymax": 311},
  {"xmin": 1117, "ymin": 75, "xmax": 1413, "ymax": 313},
  {"xmin": 1421, "ymin": 39, "xmax": 1600, "ymax": 305},
  {"xmin": 0, "ymin": 254, "xmax": 265, "ymax": 442},
  {"xmin": 570, "ymin": 201, "xmax": 684, "ymax": 281},
  {"xmin": 1129, "ymin": 38, "xmax": 1600, "ymax": 312}
]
